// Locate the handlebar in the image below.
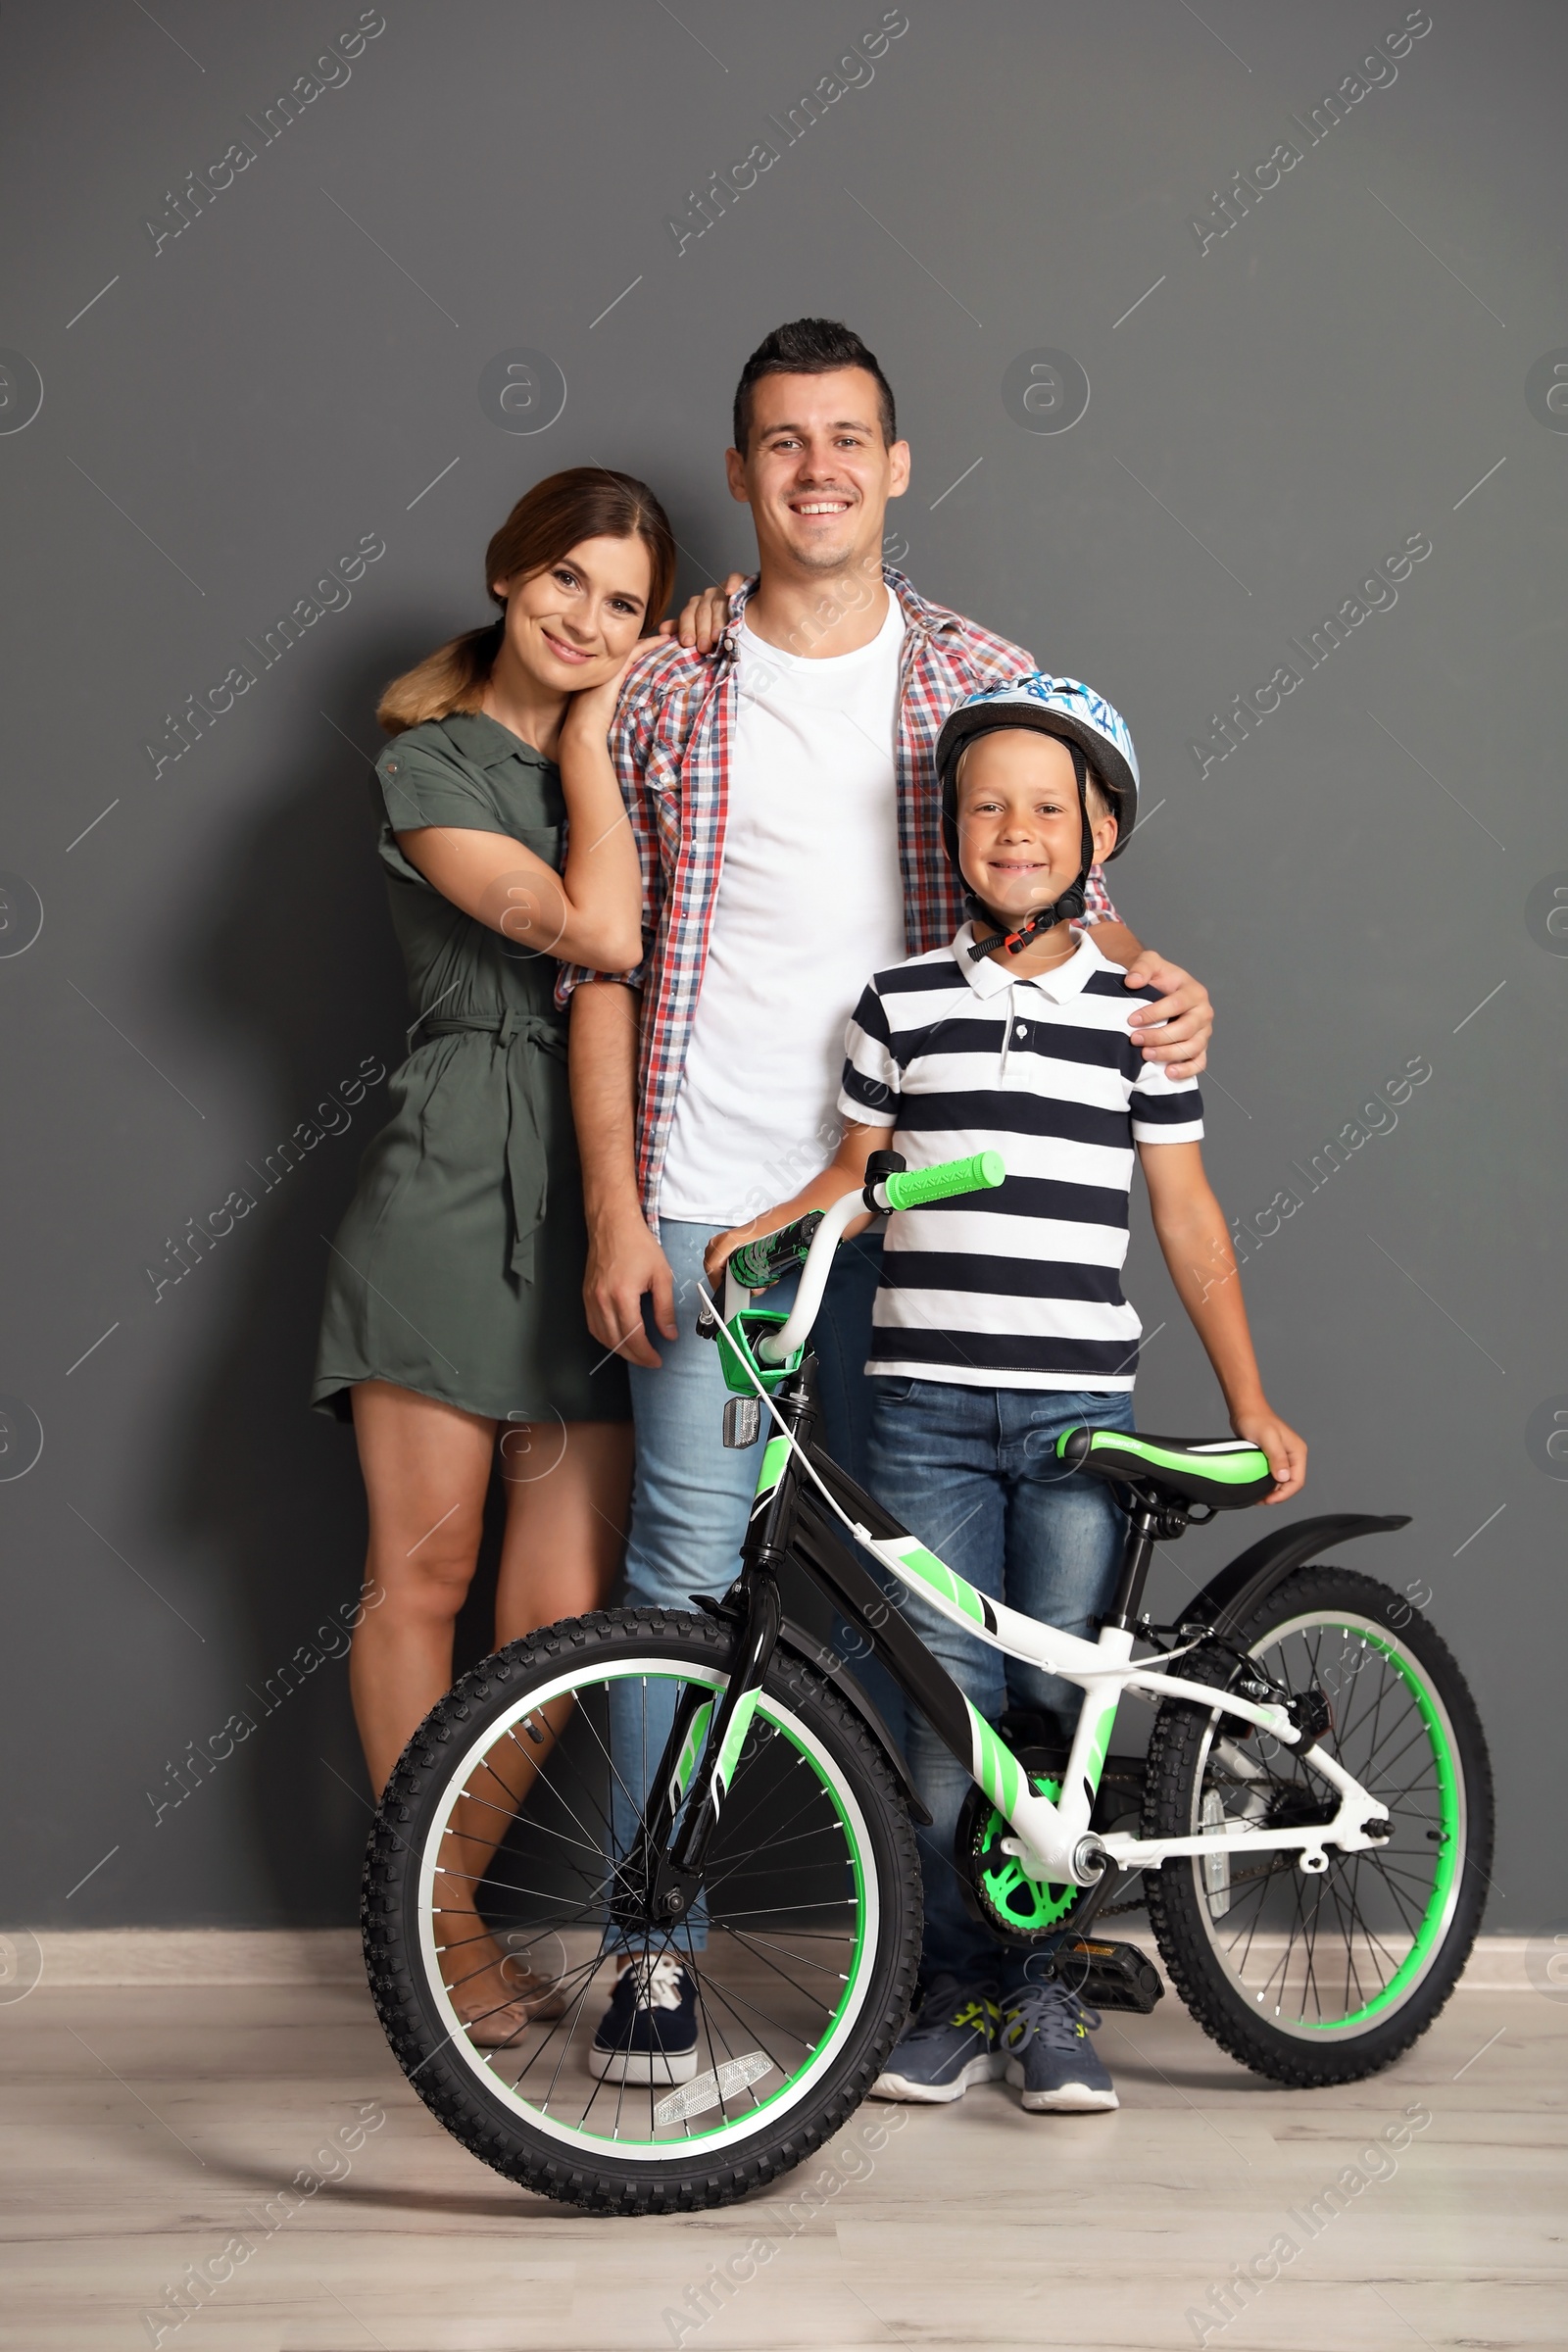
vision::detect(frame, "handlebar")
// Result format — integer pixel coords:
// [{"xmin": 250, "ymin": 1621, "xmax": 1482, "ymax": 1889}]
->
[
  {"xmin": 725, "ymin": 1151, "xmax": 1005, "ymax": 1366},
  {"xmin": 726, "ymin": 1210, "xmax": 824, "ymax": 1292}
]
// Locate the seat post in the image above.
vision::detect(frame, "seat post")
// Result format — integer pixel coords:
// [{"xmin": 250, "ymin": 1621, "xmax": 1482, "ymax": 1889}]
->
[{"xmin": 1101, "ymin": 1503, "xmax": 1160, "ymax": 1634}]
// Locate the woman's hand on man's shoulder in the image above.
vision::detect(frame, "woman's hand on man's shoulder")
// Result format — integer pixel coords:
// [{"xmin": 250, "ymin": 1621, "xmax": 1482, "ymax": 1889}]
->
[{"xmin": 658, "ymin": 573, "xmax": 749, "ymax": 654}]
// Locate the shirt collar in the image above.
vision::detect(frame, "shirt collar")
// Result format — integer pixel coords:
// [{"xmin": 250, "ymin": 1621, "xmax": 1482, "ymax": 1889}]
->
[
  {"xmin": 437, "ymin": 709, "xmax": 555, "ymax": 771},
  {"xmin": 719, "ymin": 564, "xmax": 958, "ymax": 662},
  {"xmin": 952, "ymin": 921, "xmax": 1109, "ymax": 1003}
]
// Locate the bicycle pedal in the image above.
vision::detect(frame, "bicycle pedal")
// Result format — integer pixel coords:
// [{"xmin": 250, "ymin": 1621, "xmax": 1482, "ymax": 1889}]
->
[{"xmin": 1056, "ymin": 1936, "xmax": 1164, "ymax": 2014}]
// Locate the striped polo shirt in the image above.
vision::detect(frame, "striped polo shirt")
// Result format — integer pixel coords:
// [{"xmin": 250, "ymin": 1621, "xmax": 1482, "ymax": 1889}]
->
[{"xmin": 838, "ymin": 925, "xmax": 1203, "ymax": 1390}]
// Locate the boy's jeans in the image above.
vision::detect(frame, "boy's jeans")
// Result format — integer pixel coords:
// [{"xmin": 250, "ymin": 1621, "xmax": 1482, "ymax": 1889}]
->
[{"xmin": 864, "ymin": 1379, "xmax": 1135, "ymax": 1991}]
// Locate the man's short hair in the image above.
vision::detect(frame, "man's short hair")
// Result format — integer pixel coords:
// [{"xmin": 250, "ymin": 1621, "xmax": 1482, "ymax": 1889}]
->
[{"xmin": 732, "ymin": 318, "xmax": 897, "ymax": 454}]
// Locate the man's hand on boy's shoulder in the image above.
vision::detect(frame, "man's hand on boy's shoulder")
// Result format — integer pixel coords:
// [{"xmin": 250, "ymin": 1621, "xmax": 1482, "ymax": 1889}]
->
[{"xmin": 1119, "ymin": 950, "xmax": 1212, "ymax": 1081}]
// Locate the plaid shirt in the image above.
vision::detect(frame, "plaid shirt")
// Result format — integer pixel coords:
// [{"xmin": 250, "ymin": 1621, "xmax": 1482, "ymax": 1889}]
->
[{"xmin": 559, "ymin": 568, "xmax": 1116, "ymax": 1229}]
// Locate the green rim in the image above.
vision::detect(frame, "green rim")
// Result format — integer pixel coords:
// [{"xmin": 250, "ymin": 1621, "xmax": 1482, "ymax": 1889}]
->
[
  {"xmin": 1192, "ymin": 1609, "xmax": 1464, "ymax": 2037},
  {"xmin": 1300, "ymin": 1627, "xmax": 1459, "ymax": 2031}
]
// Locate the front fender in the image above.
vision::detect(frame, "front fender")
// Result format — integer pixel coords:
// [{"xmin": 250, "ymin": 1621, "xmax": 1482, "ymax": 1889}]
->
[{"xmin": 1186, "ymin": 1512, "xmax": 1411, "ymax": 1642}]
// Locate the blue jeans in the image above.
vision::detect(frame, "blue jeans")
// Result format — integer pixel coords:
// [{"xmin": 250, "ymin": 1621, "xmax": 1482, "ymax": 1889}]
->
[
  {"xmin": 610, "ymin": 1220, "xmax": 886, "ymax": 1946},
  {"xmin": 622, "ymin": 1219, "xmax": 883, "ymax": 1607},
  {"xmin": 864, "ymin": 1380, "xmax": 1135, "ymax": 1989}
]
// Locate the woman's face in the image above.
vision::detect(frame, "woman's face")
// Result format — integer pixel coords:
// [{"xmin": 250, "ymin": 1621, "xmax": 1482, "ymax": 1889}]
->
[{"xmin": 494, "ymin": 533, "xmax": 654, "ymax": 693}]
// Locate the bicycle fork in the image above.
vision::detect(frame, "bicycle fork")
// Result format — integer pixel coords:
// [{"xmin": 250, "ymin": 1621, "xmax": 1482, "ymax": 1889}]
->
[{"xmin": 633, "ymin": 1395, "xmax": 809, "ymax": 1929}]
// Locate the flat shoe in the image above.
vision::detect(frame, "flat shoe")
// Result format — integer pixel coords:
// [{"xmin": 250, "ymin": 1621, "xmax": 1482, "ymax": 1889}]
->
[{"xmin": 458, "ymin": 1970, "xmax": 570, "ymax": 2043}]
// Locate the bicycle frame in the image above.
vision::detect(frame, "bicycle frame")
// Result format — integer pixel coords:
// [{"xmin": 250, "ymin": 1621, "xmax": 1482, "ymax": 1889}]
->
[{"xmin": 645, "ymin": 1334, "xmax": 1391, "ymax": 1921}]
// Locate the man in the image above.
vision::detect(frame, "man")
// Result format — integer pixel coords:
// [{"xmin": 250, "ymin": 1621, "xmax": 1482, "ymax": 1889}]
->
[{"xmin": 561, "ymin": 318, "xmax": 1212, "ymax": 2077}]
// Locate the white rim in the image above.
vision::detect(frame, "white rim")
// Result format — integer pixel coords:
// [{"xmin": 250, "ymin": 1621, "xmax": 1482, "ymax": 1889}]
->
[{"xmin": 413, "ymin": 1657, "xmax": 882, "ymax": 2162}]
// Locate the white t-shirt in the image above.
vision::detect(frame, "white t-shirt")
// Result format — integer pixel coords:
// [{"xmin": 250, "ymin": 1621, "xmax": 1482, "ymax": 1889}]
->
[{"xmin": 658, "ymin": 596, "xmax": 907, "ymax": 1227}]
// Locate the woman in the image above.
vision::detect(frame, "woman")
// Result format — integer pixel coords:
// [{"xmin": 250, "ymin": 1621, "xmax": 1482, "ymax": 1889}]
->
[{"xmin": 314, "ymin": 466, "xmax": 674, "ymax": 2033}]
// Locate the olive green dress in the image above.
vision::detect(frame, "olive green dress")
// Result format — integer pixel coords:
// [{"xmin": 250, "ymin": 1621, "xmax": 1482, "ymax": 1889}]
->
[{"xmin": 313, "ymin": 710, "xmax": 629, "ymax": 1426}]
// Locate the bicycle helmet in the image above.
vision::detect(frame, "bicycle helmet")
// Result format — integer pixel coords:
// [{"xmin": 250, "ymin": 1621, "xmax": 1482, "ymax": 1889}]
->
[{"xmin": 935, "ymin": 675, "xmax": 1141, "ymax": 958}]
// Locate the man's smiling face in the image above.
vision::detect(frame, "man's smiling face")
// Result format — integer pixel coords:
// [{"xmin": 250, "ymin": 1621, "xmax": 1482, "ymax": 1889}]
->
[{"xmin": 726, "ymin": 366, "xmax": 910, "ymax": 578}]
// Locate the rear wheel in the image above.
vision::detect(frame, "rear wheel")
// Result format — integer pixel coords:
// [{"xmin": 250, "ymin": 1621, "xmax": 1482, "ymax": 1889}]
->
[
  {"xmin": 363, "ymin": 1609, "xmax": 921, "ymax": 2212},
  {"xmin": 1145, "ymin": 1564, "xmax": 1492, "ymax": 2084}
]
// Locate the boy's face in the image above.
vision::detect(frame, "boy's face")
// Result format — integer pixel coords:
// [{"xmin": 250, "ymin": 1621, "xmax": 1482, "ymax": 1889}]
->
[{"xmin": 956, "ymin": 729, "xmax": 1118, "ymax": 924}]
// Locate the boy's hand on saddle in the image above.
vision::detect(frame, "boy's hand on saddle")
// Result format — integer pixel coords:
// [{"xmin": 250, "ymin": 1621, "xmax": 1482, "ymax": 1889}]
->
[
  {"xmin": 1121, "ymin": 953, "xmax": 1213, "ymax": 1081},
  {"xmin": 582, "ymin": 1206, "xmax": 677, "ymax": 1370},
  {"xmin": 1231, "ymin": 1402, "xmax": 1308, "ymax": 1504},
  {"xmin": 659, "ymin": 573, "xmax": 750, "ymax": 654}
]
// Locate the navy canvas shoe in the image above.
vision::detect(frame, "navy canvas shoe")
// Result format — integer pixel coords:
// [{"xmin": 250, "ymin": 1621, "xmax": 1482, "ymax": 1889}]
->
[
  {"xmin": 588, "ymin": 1952, "xmax": 700, "ymax": 2085},
  {"xmin": 1001, "ymin": 1981, "xmax": 1118, "ymax": 2112},
  {"xmin": 870, "ymin": 1976, "xmax": 1004, "ymax": 2104}
]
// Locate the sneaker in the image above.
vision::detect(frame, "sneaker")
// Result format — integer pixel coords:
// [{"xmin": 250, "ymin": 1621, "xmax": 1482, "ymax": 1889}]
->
[
  {"xmin": 1001, "ymin": 1981, "xmax": 1118, "ymax": 2112},
  {"xmin": 870, "ymin": 1977, "xmax": 1004, "ymax": 2103},
  {"xmin": 588, "ymin": 1952, "xmax": 700, "ymax": 2085}
]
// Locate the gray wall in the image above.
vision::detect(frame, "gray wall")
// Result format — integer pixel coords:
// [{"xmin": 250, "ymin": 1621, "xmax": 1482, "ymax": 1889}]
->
[{"xmin": 2, "ymin": 0, "xmax": 1562, "ymax": 1932}]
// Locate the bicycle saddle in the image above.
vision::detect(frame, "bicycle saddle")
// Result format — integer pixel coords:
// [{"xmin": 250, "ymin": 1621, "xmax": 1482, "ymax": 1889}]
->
[{"xmin": 1056, "ymin": 1427, "xmax": 1276, "ymax": 1510}]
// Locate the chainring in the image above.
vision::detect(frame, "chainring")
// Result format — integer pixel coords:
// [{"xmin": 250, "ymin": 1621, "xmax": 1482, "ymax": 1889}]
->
[{"xmin": 956, "ymin": 1750, "xmax": 1083, "ymax": 1946}]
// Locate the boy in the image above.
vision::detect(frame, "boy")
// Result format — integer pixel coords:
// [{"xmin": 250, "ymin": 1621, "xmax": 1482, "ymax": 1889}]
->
[{"xmin": 704, "ymin": 674, "xmax": 1305, "ymax": 2115}]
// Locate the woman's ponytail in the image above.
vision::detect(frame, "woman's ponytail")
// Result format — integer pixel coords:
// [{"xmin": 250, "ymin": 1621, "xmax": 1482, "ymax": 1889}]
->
[{"xmin": 376, "ymin": 618, "xmax": 505, "ymax": 737}]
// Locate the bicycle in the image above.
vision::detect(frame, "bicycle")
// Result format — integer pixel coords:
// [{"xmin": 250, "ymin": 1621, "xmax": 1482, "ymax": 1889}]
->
[{"xmin": 362, "ymin": 1149, "xmax": 1493, "ymax": 2213}]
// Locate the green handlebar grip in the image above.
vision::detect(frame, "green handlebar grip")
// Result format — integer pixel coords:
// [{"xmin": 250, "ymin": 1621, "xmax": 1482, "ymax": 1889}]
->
[
  {"xmin": 727, "ymin": 1210, "xmax": 823, "ymax": 1290},
  {"xmin": 882, "ymin": 1150, "xmax": 1005, "ymax": 1210}
]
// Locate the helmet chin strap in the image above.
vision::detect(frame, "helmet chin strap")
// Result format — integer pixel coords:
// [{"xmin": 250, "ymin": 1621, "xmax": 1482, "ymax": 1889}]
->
[{"xmin": 966, "ymin": 741, "xmax": 1094, "ymax": 963}]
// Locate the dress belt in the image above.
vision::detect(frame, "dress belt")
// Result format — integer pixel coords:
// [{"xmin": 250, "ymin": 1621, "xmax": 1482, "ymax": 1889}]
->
[{"xmin": 421, "ymin": 1010, "xmax": 569, "ymax": 1283}]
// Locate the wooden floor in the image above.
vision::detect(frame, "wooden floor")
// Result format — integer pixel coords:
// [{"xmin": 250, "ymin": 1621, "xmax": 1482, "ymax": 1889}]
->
[{"xmin": 3, "ymin": 1955, "xmax": 1562, "ymax": 2351}]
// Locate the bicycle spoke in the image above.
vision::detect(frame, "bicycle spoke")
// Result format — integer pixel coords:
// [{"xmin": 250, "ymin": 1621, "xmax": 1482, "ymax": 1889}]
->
[
  {"xmin": 1349, "ymin": 1711, "xmax": 1433, "ymax": 1791},
  {"xmin": 441, "ymin": 1780, "xmax": 605, "ymax": 1860},
  {"xmin": 714, "ymin": 1897, "xmax": 858, "ymax": 1924},
  {"xmin": 718, "ymin": 1922, "xmax": 855, "ymax": 1983},
  {"xmin": 432, "ymin": 1864, "xmax": 612, "ymax": 1913},
  {"xmin": 442, "ymin": 1940, "xmax": 606, "ymax": 2012},
  {"xmin": 677, "ymin": 1930, "xmax": 770, "ymax": 2128},
  {"xmin": 456, "ymin": 1951, "xmax": 606, "ymax": 2049},
  {"xmin": 713, "ymin": 1923, "xmax": 845, "ymax": 2016},
  {"xmin": 701, "ymin": 1793, "xmax": 841, "ymax": 1899},
  {"xmin": 679, "ymin": 1941, "xmax": 804, "ymax": 2083}
]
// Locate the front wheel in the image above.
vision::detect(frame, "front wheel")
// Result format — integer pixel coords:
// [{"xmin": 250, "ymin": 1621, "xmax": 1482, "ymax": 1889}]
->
[
  {"xmin": 362, "ymin": 1609, "xmax": 922, "ymax": 2212},
  {"xmin": 1144, "ymin": 1563, "xmax": 1493, "ymax": 2085}
]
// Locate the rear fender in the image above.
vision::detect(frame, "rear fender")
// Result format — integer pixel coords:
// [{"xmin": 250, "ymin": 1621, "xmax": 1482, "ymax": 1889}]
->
[{"xmin": 1185, "ymin": 1512, "xmax": 1411, "ymax": 1643}]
